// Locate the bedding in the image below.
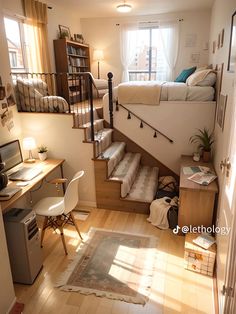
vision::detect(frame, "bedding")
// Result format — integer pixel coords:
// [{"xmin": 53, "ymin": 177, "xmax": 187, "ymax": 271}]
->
[
  {"xmin": 186, "ymin": 70, "xmax": 216, "ymax": 86},
  {"xmin": 116, "ymin": 81, "xmax": 214, "ymax": 104}
]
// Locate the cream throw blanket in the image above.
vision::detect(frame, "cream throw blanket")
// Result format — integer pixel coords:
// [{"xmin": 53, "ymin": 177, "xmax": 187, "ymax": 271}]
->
[{"xmin": 117, "ymin": 81, "xmax": 164, "ymax": 105}]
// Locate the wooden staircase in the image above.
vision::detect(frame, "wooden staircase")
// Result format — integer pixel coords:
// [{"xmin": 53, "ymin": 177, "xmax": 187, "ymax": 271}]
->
[{"xmin": 73, "ymin": 105, "xmax": 177, "ymax": 214}]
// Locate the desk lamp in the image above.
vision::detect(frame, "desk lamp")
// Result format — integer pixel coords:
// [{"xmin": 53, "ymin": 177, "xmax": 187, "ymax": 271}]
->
[{"xmin": 23, "ymin": 137, "xmax": 36, "ymax": 163}]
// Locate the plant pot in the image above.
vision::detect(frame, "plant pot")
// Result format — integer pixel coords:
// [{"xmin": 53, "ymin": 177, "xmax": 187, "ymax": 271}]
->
[
  {"xmin": 203, "ymin": 150, "xmax": 211, "ymax": 162},
  {"xmin": 38, "ymin": 152, "xmax": 47, "ymax": 161}
]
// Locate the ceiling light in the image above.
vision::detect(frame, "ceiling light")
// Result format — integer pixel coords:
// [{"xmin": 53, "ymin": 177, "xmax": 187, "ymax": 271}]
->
[{"xmin": 116, "ymin": 1, "xmax": 132, "ymax": 13}]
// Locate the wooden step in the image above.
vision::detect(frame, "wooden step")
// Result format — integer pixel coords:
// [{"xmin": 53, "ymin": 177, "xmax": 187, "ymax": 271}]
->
[
  {"xmin": 125, "ymin": 166, "xmax": 159, "ymax": 203},
  {"xmin": 81, "ymin": 119, "xmax": 104, "ymax": 141},
  {"xmin": 109, "ymin": 152, "xmax": 141, "ymax": 197},
  {"xmin": 94, "ymin": 128, "xmax": 113, "ymax": 158},
  {"xmin": 73, "ymin": 107, "xmax": 98, "ymax": 128},
  {"xmin": 97, "ymin": 142, "xmax": 126, "ymax": 177}
]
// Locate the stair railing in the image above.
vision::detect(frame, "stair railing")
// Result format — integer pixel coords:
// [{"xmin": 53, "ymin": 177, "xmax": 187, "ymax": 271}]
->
[
  {"xmin": 107, "ymin": 72, "xmax": 174, "ymax": 143},
  {"xmin": 11, "ymin": 71, "xmax": 95, "ymax": 141}
]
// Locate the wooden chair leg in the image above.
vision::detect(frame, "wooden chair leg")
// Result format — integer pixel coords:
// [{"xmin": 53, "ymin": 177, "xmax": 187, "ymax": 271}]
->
[
  {"xmin": 40, "ymin": 216, "xmax": 48, "ymax": 247},
  {"xmin": 58, "ymin": 224, "xmax": 68, "ymax": 255},
  {"xmin": 70, "ymin": 212, "xmax": 83, "ymax": 240}
]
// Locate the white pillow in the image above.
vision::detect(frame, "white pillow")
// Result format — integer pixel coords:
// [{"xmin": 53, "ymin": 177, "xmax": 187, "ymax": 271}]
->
[{"xmin": 186, "ymin": 70, "xmax": 216, "ymax": 86}]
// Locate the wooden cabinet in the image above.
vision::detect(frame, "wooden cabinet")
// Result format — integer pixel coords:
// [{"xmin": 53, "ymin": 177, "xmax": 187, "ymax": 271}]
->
[
  {"xmin": 178, "ymin": 155, "xmax": 218, "ymax": 228},
  {"xmin": 53, "ymin": 39, "xmax": 90, "ymax": 104}
]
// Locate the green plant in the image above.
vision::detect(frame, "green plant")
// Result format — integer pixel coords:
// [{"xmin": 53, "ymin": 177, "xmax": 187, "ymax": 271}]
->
[
  {"xmin": 38, "ymin": 145, "xmax": 48, "ymax": 153},
  {"xmin": 189, "ymin": 128, "xmax": 214, "ymax": 152}
]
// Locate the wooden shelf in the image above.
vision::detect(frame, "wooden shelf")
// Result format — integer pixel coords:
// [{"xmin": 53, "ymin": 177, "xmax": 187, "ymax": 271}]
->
[{"xmin": 54, "ymin": 38, "xmax": 90, "ymax": 104}]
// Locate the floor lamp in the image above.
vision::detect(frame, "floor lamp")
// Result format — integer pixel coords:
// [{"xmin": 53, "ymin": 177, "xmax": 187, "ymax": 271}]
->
[{"xmin": 93, "ymin": 49, "xmax": 104, "ymax": 79}]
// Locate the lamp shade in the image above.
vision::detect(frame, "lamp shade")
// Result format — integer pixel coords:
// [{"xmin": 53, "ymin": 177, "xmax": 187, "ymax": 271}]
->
[
  {"xmin": 93, "ymin": 49, "xmax": 104, "ymax": 61},
  {"xmin": 22, "ymin": 137, "xmax": 36, "ymax": 150}
]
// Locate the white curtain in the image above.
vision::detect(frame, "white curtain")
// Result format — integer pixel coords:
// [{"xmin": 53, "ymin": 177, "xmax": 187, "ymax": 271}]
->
[
  {"xmin": 159, "ymin": 21, "xmax": 180, "ymax": 81},
  {"xmin": 120, "ymin": 23, "xmax": 138, "ymax": 82}
]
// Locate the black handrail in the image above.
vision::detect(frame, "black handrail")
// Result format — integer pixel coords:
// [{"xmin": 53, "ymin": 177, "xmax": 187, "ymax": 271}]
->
[{"xmin": 107, "ymin": 73, "xmax": 174, "ymax": 144}]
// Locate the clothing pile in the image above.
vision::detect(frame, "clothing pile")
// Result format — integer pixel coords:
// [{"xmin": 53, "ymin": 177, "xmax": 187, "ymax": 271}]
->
[{"xmin": 147, "ymin": 176, "xmax": 179, "ymax": 230}]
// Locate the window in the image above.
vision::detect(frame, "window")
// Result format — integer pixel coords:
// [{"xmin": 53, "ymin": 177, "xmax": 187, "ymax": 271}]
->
[
  {"xmin": 4, "ymin": 17, "xmax": 27, "ymax": 71},
  {"xmin": 128, "ymin": 27, "xmax": 169, "ymax": 81}
]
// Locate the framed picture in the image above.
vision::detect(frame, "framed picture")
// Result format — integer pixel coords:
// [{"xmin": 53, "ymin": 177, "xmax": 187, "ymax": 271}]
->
[
  {"xmin": 217, "ymin": 94, "xmax": 227, "ymax": 130},
  {"xmin": 228, "ymin": 11, "xmax": 236, "ymax": 72},
  {"xmin": 58, "ymin": 25, "xmax": 71, "ymax": 39},
  {"xmin": 221, "ymin": 29, "xmax": 224, "ymax": 47}
]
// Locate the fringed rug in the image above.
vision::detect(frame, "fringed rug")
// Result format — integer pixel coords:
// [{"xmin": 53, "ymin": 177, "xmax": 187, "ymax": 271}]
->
[{"xmin": 56, "ymin": 227, "xmax": 158, "ymax": 305}]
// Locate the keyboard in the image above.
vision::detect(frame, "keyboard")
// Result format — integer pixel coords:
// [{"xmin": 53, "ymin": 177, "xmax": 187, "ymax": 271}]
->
[
  {"xmin": 9, "ymin": 167, "xmax": 42, "ymax": 181},
  {"xmin": 0, "ymin": 187, "xmax": 22, "ymax": 199}
]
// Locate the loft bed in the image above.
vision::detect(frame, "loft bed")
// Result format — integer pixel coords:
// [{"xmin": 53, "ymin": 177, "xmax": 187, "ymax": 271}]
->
[{"xmin": 103, "ymin": 64, "xmax": 223, "ymax": 143}]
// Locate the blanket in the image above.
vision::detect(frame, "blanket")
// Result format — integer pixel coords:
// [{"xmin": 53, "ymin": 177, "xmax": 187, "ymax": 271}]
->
[{"xmin": 117, "ymin": 81, "xmax": 164, "ymax": 105}]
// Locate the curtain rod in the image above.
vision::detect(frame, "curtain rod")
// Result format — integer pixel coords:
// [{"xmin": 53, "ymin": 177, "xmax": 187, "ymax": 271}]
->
[{"xmin": 116, "ymin": 18, "xmax": 183, "ymax": 26}]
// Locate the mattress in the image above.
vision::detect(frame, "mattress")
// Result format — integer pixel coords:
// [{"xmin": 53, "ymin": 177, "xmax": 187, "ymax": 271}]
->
[{"xmin": 114, "ymin": 82, "xmax": 215, "ymax": 102}]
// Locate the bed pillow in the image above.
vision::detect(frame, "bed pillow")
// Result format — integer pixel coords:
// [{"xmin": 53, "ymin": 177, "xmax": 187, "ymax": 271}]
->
[
  {"xmin": 186, "ymin": 70, "xmax": 216, "ymax": 86},
  {"xmin": 174, "ymin": 66, "xmax": 196, "ymax": 83}
]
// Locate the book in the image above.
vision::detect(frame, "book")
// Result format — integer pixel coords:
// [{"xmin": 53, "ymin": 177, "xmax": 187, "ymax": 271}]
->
[
  {"xmin": 183, "ymin": 166, "xmax": 210, "ymax": 175},
  {"xmin": 192, "ymin": 233, "xmax": 216, "ymax": 250},
  {"xmin": 188, "ymin": 172, "xmax": 217, "ymax": 185}
]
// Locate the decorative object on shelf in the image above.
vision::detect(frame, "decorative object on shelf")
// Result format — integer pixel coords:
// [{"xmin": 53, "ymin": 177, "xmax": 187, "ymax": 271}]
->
[
  {"xmin": 6, "ymin": 83, "xmax": 16, "ymax": 106},
  {"xmin": 193, "ymin": 152, "xmax": 200, "ymax": 162},
  {"xmin": 217, "ymin": 93, "xmax": 228, "ymax": 131},
  {"xmin": 93, "ymin": 49, "xmax": 104, "ymax": 79},
  {"xmin": 0, "ymin": 76, "xmax": 6, "ymax": 100},
  {"xmin": 74, "ymin": 33, "xmax": 84, "ymax": 43},
  {"xmin": 228, "ymin": 10, "xmax": 236, "ymax": 72},
  {"xmin": 23, "ymin": 137, "xmax": 37, "ymax": 163},
  {"xmin": 38, "ymin": 145, "xmax": 48, "ymax": 161},
  {"xmin": 189, "ymin": 128, "xmax": 214, "ymax": 162},
  {"xmin": 59, "ymin": 25, "xmax": 71, "ymax": 39},
  {"xmin": 116, "ymin": 0, "xmax": 132, "ymax": 13}
]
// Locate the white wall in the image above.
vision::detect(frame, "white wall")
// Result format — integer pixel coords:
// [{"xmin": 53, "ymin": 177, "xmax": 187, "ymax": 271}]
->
[
  {"xmin": 81, "ymin": 10, "xmax": 211, "ymax": 84},
  {"xmin": 19, "ymin": 113, "xmax": 96, "ymax": 206}
]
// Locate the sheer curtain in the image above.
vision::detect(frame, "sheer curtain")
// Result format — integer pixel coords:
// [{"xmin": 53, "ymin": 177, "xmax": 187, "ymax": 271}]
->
[
  {"xmin": 120, "ymin": 23, "xmax": 138, "ymax": 82},
  {"xmin": 23, "ymin": 0, "xmax": 51, "ymax": 73},
  {"xmin": 159, "ymin": 21, "xmax": 179, "ymax": 81}
]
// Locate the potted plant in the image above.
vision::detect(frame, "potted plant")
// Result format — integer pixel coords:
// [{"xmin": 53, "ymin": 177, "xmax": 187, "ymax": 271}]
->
[
  {"xmin": 189, "ymin": 128, "xmax": 214, "ymax": 162},
  {"xmin": 38, "ymin": 145, "xmax": 48, "ymax": 161}
]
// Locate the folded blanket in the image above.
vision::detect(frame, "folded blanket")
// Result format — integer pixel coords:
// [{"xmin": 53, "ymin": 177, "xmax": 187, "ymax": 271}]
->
[{"xmin": 117, "ymin": 81, "xmax": 164, "ymax": 105}]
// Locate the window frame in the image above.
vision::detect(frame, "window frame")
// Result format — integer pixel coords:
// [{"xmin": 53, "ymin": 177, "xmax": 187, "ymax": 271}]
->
[
  {"xmin": 4, "ymin": 15, "xmax": 28, "ymax": 73},
  {"xmin": 128, "ymin": 26, "xmax": 168, "ymax": 81}
]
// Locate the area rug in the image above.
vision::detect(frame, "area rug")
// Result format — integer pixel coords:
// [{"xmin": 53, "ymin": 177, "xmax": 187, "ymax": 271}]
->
[{"xmin": 56, "ymin": 227, "xmax": 158, "ymax": 305}]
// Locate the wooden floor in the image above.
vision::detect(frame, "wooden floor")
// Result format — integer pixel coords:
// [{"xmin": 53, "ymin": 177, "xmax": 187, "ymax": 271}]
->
[{"xmin": 14, "ymin": 208, "xmax": 214, "ymax": 314}]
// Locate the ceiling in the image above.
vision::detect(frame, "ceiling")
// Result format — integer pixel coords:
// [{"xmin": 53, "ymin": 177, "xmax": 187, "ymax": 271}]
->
[{"xmin": 51, "ymin": 0, "xmax": 215, "ymax": 18}]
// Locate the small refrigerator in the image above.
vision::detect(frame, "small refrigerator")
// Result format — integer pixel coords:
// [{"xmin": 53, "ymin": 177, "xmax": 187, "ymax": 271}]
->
[{"xmin": 4, "ymin": 208, "xmax": 43, "ymax": 284}]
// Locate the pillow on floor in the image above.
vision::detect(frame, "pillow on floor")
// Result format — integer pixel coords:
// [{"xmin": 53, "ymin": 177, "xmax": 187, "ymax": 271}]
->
[{"xmin": 174, "ymin": 66, "xmax": 196, "ymax": 83}]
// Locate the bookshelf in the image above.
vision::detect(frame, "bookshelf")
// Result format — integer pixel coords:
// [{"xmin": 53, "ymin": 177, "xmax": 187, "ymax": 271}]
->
[{"xmin": 53, "ymin": 38, "xmax": 90, "ymax": 104}]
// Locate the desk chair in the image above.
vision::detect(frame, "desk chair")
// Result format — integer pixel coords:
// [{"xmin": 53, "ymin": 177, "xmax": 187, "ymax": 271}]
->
[{"xmin": 33, "ymin": 170, "xmax": 84, "ymax": 255}]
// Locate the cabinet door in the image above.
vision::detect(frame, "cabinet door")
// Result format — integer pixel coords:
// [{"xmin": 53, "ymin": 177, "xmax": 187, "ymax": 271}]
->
[{"xmin": 178, "ymin": 189, "xmax": 215, "ymax": 227}]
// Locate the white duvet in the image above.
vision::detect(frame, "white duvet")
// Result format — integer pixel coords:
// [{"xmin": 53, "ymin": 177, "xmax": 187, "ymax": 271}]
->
[{"xmin": 116, "ymin": 81, "xmax": 214, "ymax": 104}]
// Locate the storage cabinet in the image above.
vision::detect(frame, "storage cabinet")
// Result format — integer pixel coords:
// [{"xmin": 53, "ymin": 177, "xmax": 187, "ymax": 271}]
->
[
  {"xmin": 178, "ymin": 155, "xmax": 218, "ymax": 228},
  {"xmin": 53, "ymin": 39, "xmax": 90, "ymax": 104}
]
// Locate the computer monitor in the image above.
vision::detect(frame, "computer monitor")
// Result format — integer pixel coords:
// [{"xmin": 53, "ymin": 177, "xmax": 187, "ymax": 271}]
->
[{"xmin": 0, "ymin": 140, "xmax": 23, "ymax": 172}]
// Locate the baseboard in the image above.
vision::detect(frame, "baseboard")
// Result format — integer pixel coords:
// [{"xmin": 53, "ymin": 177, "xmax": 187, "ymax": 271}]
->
[{"xmin": 79, "ymin": 200, "xmax": 97, "ymax": 208}]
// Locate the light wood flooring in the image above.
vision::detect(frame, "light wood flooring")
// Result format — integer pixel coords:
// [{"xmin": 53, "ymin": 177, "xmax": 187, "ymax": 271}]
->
[{"xmin": 14, "ymin": 208, "xmax": 215, "ymax": 314}]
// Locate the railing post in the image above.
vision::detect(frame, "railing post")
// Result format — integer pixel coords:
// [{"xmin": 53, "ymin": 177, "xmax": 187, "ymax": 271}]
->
[
  {"xmin": 88, "ymin": 73, "xmax": 94, "ymax": 141},
  {"xmin": 108, "ymin": 72, "xmax": 113, "ymax": 128}
]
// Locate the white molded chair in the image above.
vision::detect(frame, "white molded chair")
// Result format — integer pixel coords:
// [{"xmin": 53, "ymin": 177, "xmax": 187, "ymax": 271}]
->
[{"xmin": 33, "ymin": 170, "xmax": 84, "ymax": 255}]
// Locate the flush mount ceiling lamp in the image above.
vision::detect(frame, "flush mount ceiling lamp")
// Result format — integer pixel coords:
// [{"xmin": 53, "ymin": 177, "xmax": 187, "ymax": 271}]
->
[{"xmin": 116, "ymin": 1, "xmax": 132, "ymax": 13}]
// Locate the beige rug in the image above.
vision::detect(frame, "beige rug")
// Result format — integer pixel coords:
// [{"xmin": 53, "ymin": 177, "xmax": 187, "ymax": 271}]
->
[{"xmin": 56, "ymin": 227, "xmax": 158, "ymax": 305}]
